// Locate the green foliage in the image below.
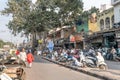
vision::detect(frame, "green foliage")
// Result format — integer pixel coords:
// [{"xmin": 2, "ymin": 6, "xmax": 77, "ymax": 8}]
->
[
  {"xmin": 54, "ymin": 0, "xmax": 83, "ymax": 26},
  {"xmin": 1, "ymin": 0, "xmax": 83, "ymax": 35},
  {"xmin": 1, "ymin": 0, "xmax": 31, "ymax": 35},
  {"xmin": 0, "ymin": 40, "xmax": 13, "ymax": 48}
]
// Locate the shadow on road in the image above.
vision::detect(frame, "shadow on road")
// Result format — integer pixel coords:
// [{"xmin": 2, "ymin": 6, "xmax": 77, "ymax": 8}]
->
[
  {"xmin": 106, "ymin": 71, "xmax": 120, "ymax": 76},
  {"xmin": 33, "ymin": 55, "xmax": 52, "ymax": 64}
]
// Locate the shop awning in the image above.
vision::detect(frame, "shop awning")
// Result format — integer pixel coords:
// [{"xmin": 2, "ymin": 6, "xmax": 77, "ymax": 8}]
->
[
  {"xmin": 103, "ymin": 33, "xmax": 114, "ymax": 37},
  {"xmin": 91, "ymin": 38, "xmax": 103, "ymax": 43}
]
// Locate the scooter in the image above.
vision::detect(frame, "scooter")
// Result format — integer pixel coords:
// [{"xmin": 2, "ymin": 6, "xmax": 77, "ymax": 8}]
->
[
  {"xmin": 96, "ymin": 51, "xmax": 108, "ymax": 70},
  {"xmin": 97, "ymin": 61, "xmax": 107, "ymax": 70},
  {"xmin": 85, "ymin": 56, "xmax": 97, "ymax": 68}
]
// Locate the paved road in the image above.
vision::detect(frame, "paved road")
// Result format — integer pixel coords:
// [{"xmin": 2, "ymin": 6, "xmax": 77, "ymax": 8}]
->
[
  {"xmin": 25, "ymin": 56, "xmax": 101, "ymax": 80},
  {"xmin": 105, "ymin": 60, "xmax": 120, "ymax": 70}
]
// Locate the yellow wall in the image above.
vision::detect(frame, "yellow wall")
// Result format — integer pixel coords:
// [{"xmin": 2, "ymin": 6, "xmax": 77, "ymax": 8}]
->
[
  {"xmin": 88, "ymin": 8, "xmax": 114, "ymax": 34},
  {"xmin": 88, "ymin": 20, "xmax": 100, "ymax": 34},
  {"xmin": 97, "ymin": 7, "xmax": 114, "ymax": 30}
]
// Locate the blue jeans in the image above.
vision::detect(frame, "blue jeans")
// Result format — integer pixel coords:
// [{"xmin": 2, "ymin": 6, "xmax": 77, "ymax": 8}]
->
[{"xmin": 109, "ymin": 54, "xmax": 113, "ymax": 60}]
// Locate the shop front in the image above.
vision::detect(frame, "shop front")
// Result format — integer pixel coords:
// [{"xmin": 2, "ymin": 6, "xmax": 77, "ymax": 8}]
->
[
  {"xmin": 63, "ymin": 34, "xmax": 84, "ymax": 49},
  {"xmin": 87, "ymin": 35, "xmax": 103, "ymax": 48},
  {"xmin": 103, "ymin": 32, "xmax": 117, "ymax": 48},
  {"xmin": 91, "ymin": 37, "xmax": 103, "ymax": 48},
  {"xmin": 74, "ymin": 34, "xmax": 84, "ymax": 49},
  {"xmin": 115, "ymin": 31, "xmax": 120, "ymax": 54}
]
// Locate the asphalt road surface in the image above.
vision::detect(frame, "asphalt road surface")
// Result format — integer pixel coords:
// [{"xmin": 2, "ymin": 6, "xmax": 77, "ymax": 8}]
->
[
  {"xmin": 105, "ymin": 60, "xmax": 120, "ymax": 70},
  {"xmin": 25, "ymin": 56, "xmax": 101, "ymax": 80}
]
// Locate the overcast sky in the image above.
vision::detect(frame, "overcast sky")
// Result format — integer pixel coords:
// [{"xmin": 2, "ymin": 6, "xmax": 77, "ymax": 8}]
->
[
  {"xmin": 0, "ymin": 0, "xmax": 111, "ymax": 44},
  {"xmin": 83, "ymin": 0, "xmax": 111, "ymax": 10}
]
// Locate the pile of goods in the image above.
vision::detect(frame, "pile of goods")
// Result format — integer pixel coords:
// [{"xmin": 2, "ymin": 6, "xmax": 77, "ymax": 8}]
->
[
  {"xmin": 0, "ymin": 53, "xmax": 26, "ymax": 80},
  {"xmin": 0, "ymin": 67, "xmax": 26, "ymax": 80}
]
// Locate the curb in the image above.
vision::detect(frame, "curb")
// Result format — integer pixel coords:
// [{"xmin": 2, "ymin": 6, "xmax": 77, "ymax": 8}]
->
[{"xmin": 42, "ymin": 56, "xmax": 117, "ymax": 80}]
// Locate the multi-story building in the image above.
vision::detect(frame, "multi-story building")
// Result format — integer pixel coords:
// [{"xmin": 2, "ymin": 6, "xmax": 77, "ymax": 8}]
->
[
  {"xmin": 87, "ymin": 6, "xmax": 117, "ymax": 48},
  {"xmin": 97, "ymin": 7, "xmax": 114, "ymax": 30},
  {"xmin": 111, "ymin": 0, "xmax": 120, "ymax": 24}
]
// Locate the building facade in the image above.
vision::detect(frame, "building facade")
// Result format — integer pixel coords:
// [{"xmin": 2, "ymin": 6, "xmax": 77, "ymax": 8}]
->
[
  {"xmin": 86, "ymin": 7, "xmax": 116, "ymax": 48},
  {"xmin": 111, "ymin": 0, "xmax": 120, "ymax": 24},
  {"xmin": 76, "ymin": 22, "xmax": 88, "ymax": 33},
  {"xmin": 88, "ymin": 13, "xmax": 100, "ymax": 35},
  {"xmin": 97, "ymin": 7, "xmax": 114, "ymax": 31}
]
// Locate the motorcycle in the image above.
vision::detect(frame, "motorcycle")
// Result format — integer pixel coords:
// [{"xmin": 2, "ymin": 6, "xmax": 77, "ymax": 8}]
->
[
  {"xmin": 97, "ymin": 61, "xmax": 107, "ymax": 70},
  {"xmin": 85, "ymin": 56, "xmax": 97, "ymax": 68},
  {"xmin": 96, "ymin": 51, "xmax": 108, "ymax": 70}
]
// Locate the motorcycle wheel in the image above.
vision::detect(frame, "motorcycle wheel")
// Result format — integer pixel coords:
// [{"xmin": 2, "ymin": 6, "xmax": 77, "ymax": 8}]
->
[
  {"xmin": 99, "ymin": 64, "xmax": 107, "ymax": 70},
  {"xmin": 87, "ymin": 63, "xmax": 96, "ymax": 68}
]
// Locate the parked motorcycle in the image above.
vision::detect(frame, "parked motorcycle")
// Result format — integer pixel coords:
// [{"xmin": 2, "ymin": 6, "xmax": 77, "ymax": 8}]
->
[
  {"xmin": 97, "ymin": 61, "xmax": 107, "ymax": 70},
  {"xmin": 85, "ymin": 56, "xmax": 97, "ymax": 68},
  {"xmin": 96, "ymin": 51, "xmax": 107, "ymax": 70}
]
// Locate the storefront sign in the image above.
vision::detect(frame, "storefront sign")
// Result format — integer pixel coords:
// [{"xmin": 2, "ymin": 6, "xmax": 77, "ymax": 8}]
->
[
  {"xmin": 74, "ymin": 35, "xmax": 83, "ymax": 41},
  {"xmin": 70, "ymin": 35, "xmax": 75, "ymax": 42}
]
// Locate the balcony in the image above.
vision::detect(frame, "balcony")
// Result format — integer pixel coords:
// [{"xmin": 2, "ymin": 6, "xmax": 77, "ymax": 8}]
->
[{"xmin": 111, "ymin": 0, "xmax": 120, "ymax": 6}]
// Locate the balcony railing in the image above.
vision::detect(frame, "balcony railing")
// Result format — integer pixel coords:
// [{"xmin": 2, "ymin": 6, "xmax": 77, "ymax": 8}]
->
[{"xmin": 111, "ymin": 0, "xmax": 120, "ymax": 5}]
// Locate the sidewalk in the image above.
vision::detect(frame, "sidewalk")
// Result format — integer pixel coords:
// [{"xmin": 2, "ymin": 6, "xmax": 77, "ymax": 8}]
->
[
  {"xmin": 83, "ymin": 68, "xmax": 120, "ymax": 80},
  {"xmin": 42, "ymin": 57, "xmax": 120, "ymax": 80}
]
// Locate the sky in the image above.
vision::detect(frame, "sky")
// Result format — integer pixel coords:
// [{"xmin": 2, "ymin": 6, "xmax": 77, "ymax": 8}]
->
[
  {"xmin": 0, "ymin": 0, "xmax": 24, "ymax": 44},
  {"xmin": 83, "ymin": 0, "xmax": 111, "ymax": 10},
  {"xmin": 0, "ymin": 0, "xmax": 111, "ymax": 44}
]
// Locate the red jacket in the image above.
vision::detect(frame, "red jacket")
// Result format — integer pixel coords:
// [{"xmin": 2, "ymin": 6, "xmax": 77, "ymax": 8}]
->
[
  {"xmin": 27, "ymin": 53, "xmax": 34, "ymax": 63},
  {"xmin": 16, "ymin": 50, "xmax": 20, "ymax": 55}
]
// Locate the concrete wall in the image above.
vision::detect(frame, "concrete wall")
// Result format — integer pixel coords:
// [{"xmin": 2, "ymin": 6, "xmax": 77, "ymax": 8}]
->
[
  {"xmin": 97, "ymin": 7, "xmax": 114, "ymax": 30},
  {"xmin": 76, "ymin": 22, "xmax": 88, "ymax": 33},
  {"xmin": 88, "ymin": 20, "xmax": 100, "ymax": 34},
  {"xmin": 114, "ymin": 4, "xmax": 120, "ymax": 23}
]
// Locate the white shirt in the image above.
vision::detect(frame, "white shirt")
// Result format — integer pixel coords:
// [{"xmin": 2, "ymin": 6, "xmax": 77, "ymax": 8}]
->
[
  {"xmin": 19, "ymin": 52, "xmax": 27, "ymax": 61},
  {"xmin": 54, "ymin": 51, "xmax": 58, "ymax": 57},
  {"xmin": 37, "ymin": 50, "xmax": 42, "ymax": 55},
  {"xmin": 96, "ymin": 52, "xmax": 104, "ymax": 63}
]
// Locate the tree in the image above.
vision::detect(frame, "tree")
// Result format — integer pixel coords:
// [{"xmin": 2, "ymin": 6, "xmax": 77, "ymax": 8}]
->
[
  {"xmin": 1, "ymin": 0, "xmax": 84, "ymax": 48},
  {"xmin": 54, "ymin": 0, "xmax": 83, "ymax": 26},
  {"xmin": 0, "ymin": 39, "xmax": 13, "ymax": 48},
  {"xmin": 1, "ymin": 0, "xmax": 31, "ymax": 35},
  {"xmin": 1, "ymin": 0, "xmax": 83, "ymax": 35}
]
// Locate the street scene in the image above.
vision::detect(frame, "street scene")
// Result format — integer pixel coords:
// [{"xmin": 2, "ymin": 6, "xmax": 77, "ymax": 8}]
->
[{"xmin": 0, "ymin": 0, "xmax": 120, "ymax": 80}]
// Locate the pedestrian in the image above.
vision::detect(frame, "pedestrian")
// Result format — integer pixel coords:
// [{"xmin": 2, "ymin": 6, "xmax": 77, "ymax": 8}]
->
[
  {"xmin": 27, "ymin": 50, "xmax": 34, "ymax": 68},
  {"xmin": 15, "ymin": 49, "xmax": 20, "ymax": 56},
  {"xmin": 37, "ymin": 49, "xmax": 42, "ymax": 55},
  {"xmin": 19, "ymin": 48, "xmax": 27, "ymax": 62},
  {"xmin": 18, "ymin": 48, "xmax": 27, "ymax": 67},
  {"xmin": 110, "ymin": 47, "xmax": 117, "ymax": 60}
]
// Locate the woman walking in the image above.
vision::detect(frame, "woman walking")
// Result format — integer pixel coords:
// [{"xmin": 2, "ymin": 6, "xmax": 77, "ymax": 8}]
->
[{"xmin": 27, "ymin": 50, "xmax": 34, "ymax": 68}]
